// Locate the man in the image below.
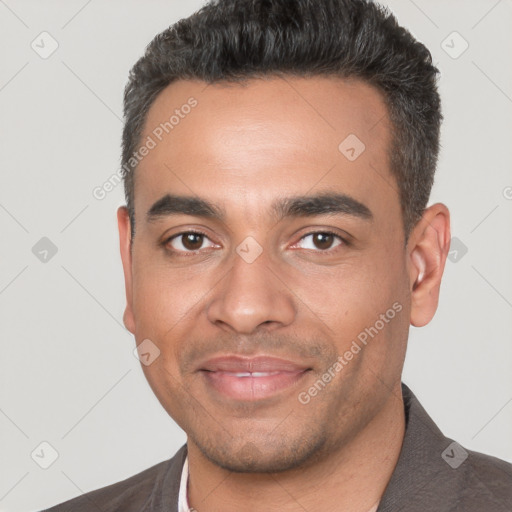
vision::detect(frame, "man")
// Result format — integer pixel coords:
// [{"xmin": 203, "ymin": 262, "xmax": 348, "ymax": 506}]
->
[{"xmin": 43, "ymin": 0, "xmax": 512, "ymax": 510}]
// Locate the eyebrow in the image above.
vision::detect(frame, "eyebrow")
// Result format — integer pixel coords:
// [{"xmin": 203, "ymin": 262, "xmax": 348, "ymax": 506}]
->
[
  {"xmin": 272, "ymin": 192, "xmax": 373, "ymax": 222},
  {"xmin": 146, "ymin": 192, "xmax": 373, "ymax": 223},
  {"xmin": 146, "ymin": 195, "xmax": 224, "ymax": 222}
]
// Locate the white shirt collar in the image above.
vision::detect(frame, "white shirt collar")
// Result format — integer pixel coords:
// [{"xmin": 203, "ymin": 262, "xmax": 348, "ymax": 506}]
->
[
  {"xmin": 177, "ymin": 454, "xmax": 191, "ymax": 512},
  {"xmin": 177, "ymin": 453, "xmax": 379, "ymax": 512}
]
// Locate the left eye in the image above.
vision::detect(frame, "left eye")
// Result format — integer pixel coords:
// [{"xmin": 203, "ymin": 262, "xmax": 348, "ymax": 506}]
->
[
  {"xmin": 295, "ymin": 232, "xmax": 344, "ymax": 251},
  {"xmin": 167, "ymin": 232, "xmax": 216, "ymax": 252}
]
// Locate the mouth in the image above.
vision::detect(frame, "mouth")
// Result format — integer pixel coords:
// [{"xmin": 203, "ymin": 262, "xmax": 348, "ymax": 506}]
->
[{"xmin": 197, "ymin": 355, "xmax": 312, "ymax": 402}]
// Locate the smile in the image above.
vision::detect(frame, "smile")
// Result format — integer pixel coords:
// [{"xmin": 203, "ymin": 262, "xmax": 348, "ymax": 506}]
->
[{"xmin": 199, "ymin": 368, "xmax": 310, "ymax": 401}]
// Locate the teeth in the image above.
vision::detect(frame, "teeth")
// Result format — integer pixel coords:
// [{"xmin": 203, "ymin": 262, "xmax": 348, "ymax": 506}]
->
[{"xmin": 231, "ymin": 372, "xmax": 278, "ymax": 377}]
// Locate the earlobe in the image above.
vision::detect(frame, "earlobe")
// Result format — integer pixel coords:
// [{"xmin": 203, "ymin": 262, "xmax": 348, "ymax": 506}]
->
[
  {"xmin": 408, "ymin": 203, "xmax": 451, "ymax": 327},
  {"xmin": 117, "ymin": 206, "xmax": 136, "ymax": 334}
]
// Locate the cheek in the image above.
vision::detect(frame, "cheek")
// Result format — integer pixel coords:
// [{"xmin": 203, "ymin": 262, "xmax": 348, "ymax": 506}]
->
[
  {"xmin": 285, "ymin": 253, "xmax": 403, "ymax": 325},
  {"xmin": 340, "ymin": 251, "xmax": 409, "ymax": 379},
  {"xmin": 138, "ymin": 357, "xmax": 191, "ymax": 430},
  {"xmin": 285, "ymin": 245, "xmax": 408, "ymax": 358},
  {"xmin": 343, "ymin": 241, "xmax": 407, "ymax": 310},
  {"xmin": 130, "ymin": 259, "xmax": 203, "ymax": 339}
]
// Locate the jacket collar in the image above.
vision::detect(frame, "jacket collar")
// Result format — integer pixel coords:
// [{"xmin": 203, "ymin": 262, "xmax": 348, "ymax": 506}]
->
[{"xmin": 150, "ymin": 382, "xmax": 479, "ymax": 512}]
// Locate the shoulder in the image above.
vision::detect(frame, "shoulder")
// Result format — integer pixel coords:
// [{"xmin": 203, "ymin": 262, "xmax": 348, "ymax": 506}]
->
[
  {"xmin": 40, "ymin": 445, "xmax": 187, "ymax": 512},
  {"xmin": 457, "ymin": 447, "xmax": 512, "ymax": 510},
  {"xmin": 382, "ymin": 384, "xmax": 512, "ymax": 512}
]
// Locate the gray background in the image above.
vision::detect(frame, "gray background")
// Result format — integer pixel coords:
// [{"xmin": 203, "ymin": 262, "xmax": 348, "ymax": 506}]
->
[{"xmin": 0, "ymin": 1, "xmax": 511, "ymax": 511}]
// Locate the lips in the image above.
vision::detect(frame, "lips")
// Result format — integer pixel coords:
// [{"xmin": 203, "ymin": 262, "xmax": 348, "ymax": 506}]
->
[
  {"xmin": 199, "ymin": 355, "xmax": 309, "ymax": 373},
  {"xmin": 198, "ymin": 355, "xmax": 311, "ymax": 401}
]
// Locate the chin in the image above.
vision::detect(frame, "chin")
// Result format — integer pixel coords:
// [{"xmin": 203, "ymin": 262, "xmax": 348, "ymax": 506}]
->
[{"xmin": 193, "ymin": 434, "xmax": 328, "ymax": 474}]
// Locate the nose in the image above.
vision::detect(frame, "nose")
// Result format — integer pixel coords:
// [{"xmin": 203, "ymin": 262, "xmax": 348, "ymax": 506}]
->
[{"xmin": 206, "ymin": 250, "xmax": 296, "ymax": 334}]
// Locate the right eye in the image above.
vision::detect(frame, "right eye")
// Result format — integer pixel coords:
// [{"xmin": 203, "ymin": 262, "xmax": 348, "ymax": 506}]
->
[{"xmin": 165, "ymin": 231, "xmax": 217, "ymax": 253}]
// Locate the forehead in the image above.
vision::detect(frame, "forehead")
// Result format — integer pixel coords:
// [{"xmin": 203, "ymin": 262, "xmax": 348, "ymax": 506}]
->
[{"xmin": 135, "ymin": 75, "xmax": 396, "ymax": 225}]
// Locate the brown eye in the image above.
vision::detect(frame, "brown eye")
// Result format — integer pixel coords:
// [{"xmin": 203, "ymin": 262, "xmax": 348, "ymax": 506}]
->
[
  {"xmin": 182, "ymin": 233, "xmax": 204, "ymax": 250},
  {"xmin": 295, "ymin": 232, "xmax": 344, "ymax": 251},
  {"xmin": 312, "ymin": 233, "xmax": 334, "ymax": 250},
  {"xmin": 168, "ymin": 232, "xmax": 215, "ymax": 252}
]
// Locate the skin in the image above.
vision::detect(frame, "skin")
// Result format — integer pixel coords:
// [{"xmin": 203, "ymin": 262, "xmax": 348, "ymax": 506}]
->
[{"xmin": 117, "ymin": 76, "xmax": 450, "ymax": 512}]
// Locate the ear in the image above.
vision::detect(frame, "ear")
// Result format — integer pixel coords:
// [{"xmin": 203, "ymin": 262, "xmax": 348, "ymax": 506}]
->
[
  {"xmin": 117, "ymin": 206, "xmax": 136, "ymax": 334},
  {"xmin": 407, "ymin": 203, "xmax": 451, "ymax": 327}
]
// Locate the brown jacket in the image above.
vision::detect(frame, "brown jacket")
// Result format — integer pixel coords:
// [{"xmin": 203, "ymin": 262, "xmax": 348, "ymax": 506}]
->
[{"xmin": 43, "ymin": 383, "xmax": 512, "ymax": 511}]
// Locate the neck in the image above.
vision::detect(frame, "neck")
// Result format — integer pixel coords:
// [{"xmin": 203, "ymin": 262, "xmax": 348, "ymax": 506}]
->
[{"xmin": 186, "ymin": 382, "xmax": 405, "ymax": 512}]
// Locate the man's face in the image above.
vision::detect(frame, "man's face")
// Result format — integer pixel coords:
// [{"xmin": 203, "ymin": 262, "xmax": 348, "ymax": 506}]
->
[{"xmin": 119, "ymin": 76, "xmax": 413, "ymax": 472}]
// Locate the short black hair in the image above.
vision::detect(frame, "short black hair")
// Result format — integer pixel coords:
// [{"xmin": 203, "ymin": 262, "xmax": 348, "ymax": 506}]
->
[{"xmin": 121, "ymin": 0, "xmax": 442, "ymax": 242}]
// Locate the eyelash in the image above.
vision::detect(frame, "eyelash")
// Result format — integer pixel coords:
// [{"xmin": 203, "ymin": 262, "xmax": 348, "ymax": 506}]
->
[
  {"xmin": 292, "ymin": 230, "xmax": 350, "ymax": 253},
  {"xmin": 162, "ymin": 230, "xmax": 350, "ymax": 255},
  {"xmin": 162, "ymin": 229, "xmax": 216, "ymax": 256}
]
